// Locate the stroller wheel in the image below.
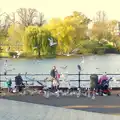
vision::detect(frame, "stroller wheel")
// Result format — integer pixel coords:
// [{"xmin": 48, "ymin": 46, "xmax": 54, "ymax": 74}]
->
[{"xmin": 108, "ymin": 91, "xmax": 111, "ymax": 96}]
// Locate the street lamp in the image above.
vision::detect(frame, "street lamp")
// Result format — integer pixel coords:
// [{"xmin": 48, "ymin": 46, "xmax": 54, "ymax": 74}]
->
[{"xmin": 77, "ymin": 64, "xmax": 81, "ymax": 88}]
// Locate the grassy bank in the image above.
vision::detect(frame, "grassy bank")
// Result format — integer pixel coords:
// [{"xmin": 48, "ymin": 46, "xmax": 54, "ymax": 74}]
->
[
  {"xmin": 0, "ymin": 52, "xmax": 57, "ymax": 59},
  {"xmin": 0, "ymin": 51, "xmax": 118, "ymax": 59},
  {"xmin": 0, "ymin": 52, "xmax": 9, "ymax": 58}
]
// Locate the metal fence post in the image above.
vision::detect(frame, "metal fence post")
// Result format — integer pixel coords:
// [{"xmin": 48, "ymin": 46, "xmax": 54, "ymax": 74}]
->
[
  {"xmin": 78, "ymin": 71, "xmax": 80, "ymax": 88},
  {"xmin": 0, "ymin": 73, "xmax": 1, "ymax": 93},
  {"xmin": 77, "ymin": 64, "xmax": 81, "ymax": 89}
]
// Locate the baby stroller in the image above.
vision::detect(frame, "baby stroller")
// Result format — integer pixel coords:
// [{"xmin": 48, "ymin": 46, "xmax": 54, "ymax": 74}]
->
[{"xmin": 97, "ymin": 78, "xmax": 112, "ymax": 96}]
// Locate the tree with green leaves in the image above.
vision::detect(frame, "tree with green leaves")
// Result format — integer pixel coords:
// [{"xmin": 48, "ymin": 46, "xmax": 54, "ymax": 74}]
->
[
  {"xmin": 7, "ymin": 24, "xmax": 24, "ymax": 51},
  {"xmin": 24, "ymin": 26, "xmax": 57, "ymax": 57}
]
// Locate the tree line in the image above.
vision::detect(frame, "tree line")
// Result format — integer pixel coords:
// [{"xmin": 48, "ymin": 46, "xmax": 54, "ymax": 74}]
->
[{"xmin": 0, "ymin": 8, "xmax": 120, "ymax": 58}]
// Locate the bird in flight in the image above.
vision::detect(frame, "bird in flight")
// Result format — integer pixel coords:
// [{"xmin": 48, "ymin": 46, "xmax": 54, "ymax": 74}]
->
[
  {"xmin": 77, "ymin": 65, "xmax": 81, "ymax": 71},
  {"xmin": 80, "ymin": 56, "xmax": 84, "ymax": 64},
  {"xmin": 60, "ymin": 66, "xmax": 67, "ymax": 69},
  {"xmin": 48, "ymin": 38, "xmax": 57, "ymax": 46}
]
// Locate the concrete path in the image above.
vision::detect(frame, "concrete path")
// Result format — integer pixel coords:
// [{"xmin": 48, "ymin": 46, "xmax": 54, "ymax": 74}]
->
[
  {"xmin": 1, "ymin": 99, "xmax": 120, "ymax": 120},
  {"xmin": 1, "ymin": 94, "xmax": 120, "ymax": 114}
]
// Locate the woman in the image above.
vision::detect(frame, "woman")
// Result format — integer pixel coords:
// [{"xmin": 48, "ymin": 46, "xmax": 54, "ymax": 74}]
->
[{"xmin": 50, "ymin": 66, "xmax": 60, "ymax": 92}]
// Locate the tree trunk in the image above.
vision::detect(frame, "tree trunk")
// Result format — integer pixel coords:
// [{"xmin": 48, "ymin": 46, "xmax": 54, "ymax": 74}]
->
[{"xmin": 38, "ymin": 50, "xmax": 40, "ymax": 57}]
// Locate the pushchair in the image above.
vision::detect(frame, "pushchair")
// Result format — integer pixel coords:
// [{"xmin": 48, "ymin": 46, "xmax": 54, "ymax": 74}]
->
[{"xmin": 97, "ymin": 78, "xmax": 112, "ymax": 96}]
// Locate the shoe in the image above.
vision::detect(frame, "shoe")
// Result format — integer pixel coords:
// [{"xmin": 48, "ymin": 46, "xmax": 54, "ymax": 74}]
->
[
  {"xmin": 117, "ymin": 94, "xmax": 120, "ymax": 96},
  {"xmin": 103, "ymin": 93, "xmax": 108, "ymax": 96}
]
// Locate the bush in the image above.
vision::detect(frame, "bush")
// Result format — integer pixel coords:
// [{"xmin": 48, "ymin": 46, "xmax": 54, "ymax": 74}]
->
[
  {"xmin": 94, "ymin": 47, "xmax": 105, "ymax": 54},
  {"xmin": 97, "ymin": 50, "xmax": 104, "ymax": 55},
  {"xmin": 104, "ymin": 44, "xmax": 117, "ymax": 53},
  {"xmin": 0, "ymin": 52, "xmax": 9, "ymax": 58},
  {"xmin": 8, "ymin": 52, "xmax": 17, "ymax": 57},
  {"xmin": 19, "ymin": 52, "xmax": 27, "ymax": 57},
  {"xmin": 19, "ymin": 52, "xmax": 39, "ymax": 58}
]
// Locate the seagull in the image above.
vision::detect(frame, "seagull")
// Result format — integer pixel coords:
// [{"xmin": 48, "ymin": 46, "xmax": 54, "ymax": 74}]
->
[
  {"xmin": 63, "ymin": 53, "xmax": 72, "ymax": 56},
  {"xmin": 77, "ymin": 65, "xmax": 81, "ymax": 71},
  {"xmin": 71, "ymin": 48, "xmax": 80, "ymax": 54},
  {"xmin": 80, "ymin": 56, "xmax": 84, "ymax": 64},
  {"xmin": 48, "ymin": 38, "xmax": 57, "ymax": 46},
  {"xmin": 60, "ymin": 66, "xmax": 67, "ymax": 69},
  {"xmin": 66, "ymin": 53, "xmax": 70, "ymax": 56},
  {"xmin": 96, "ymin": 68, "xmax": 99, "ymax": 69}
]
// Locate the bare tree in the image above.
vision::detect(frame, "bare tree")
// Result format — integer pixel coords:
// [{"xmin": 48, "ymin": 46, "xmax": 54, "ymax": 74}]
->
[
  {"xmin": 34, "ymin": 12, "xmax": 46, "ymax": 26},
  {"xmin": 5, "ymin": 12, "xmax": 16, "ymax": 24},
  {"xmin": 95, "ymin": 11, "xmax": 107, "ymax": 22},
  {"xmin": 0, "ymin": 12, "xmax": 10, "ymax": 38},
  {"xmin": 16, "ymin": 8, "xmax": 38, "ymax": 27}
]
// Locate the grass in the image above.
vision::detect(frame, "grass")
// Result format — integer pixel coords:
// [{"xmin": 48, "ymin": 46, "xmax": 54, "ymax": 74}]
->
[
  {"xmin": 0, "ymin": 52, "xmax": 56, "ymax": 59},
  {"xmin": 0, "ymin": 52, "xmax": 10, "ymax": 58}
]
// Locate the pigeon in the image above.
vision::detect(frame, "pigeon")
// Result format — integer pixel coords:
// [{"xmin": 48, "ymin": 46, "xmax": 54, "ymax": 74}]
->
[
  {"xmin": 48, "ymin": 38, "xmax": 57, "ymax": 46},
  {"xmin": 60, "ymin": 66, "xmax": 67, "ymax": 69}
]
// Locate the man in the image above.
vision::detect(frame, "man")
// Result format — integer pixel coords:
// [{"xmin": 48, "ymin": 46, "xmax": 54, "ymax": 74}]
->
[{"xmin": 15, "ymin": 73, "xmax": 24, "ymax": 92}]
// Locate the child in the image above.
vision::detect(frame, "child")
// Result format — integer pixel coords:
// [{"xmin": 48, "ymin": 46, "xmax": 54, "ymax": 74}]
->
[{"xmin": 6, "ymin": 78, "xmax": 12, "ymax": 92}]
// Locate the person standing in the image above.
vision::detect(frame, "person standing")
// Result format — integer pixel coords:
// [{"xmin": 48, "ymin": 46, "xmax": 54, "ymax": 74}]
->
[
  {"xmin": 50, "ymin": 66, "xmax": 60, "ymax": 92},
  {"xmin": 6, "ymin": 78, "xmax": 12, "ymax": 92},
  {"xmin": 15, "ymin": 73, "xmax": 24, "ymax": 92},
  {"xmin": 4, "ymin": 60, "xmax": 8, "ymax": 75}
]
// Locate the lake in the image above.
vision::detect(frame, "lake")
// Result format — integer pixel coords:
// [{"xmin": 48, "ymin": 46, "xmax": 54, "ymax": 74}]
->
[{"xmin": 1, "ymin": 54, "xmax": 120, "ymax": 88}]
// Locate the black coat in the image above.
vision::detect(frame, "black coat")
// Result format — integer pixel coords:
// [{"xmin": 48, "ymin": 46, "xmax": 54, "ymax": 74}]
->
[
  {"xmin": 15, "ymin": 75, "xmax": 23, "ymax": 85},
  {"xmin": 50, "ymin": 69, "xmax": 56, "ymax": 78}
]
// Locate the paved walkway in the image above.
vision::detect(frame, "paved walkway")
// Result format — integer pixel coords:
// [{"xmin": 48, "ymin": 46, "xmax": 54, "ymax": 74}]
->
[
  {"xmin": 1, "ymin": 99, "xmax": 120, "ymax": 120},
  {"xmin": 1, "ymin": 94, "xmax": 120, "ymax": 114}
]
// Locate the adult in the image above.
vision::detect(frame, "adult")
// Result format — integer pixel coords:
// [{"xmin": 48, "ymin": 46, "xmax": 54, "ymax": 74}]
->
[
  {"xmin": 97, "ymin": 72, "xmax": 109, "ymax": 94},
  {"xmin": 98, "ymin": 72, "xmax": 108, "ymax": 85},
  {"xmin": 15, "ymin": 73, "xmax": 24, "ymax": 92},
  {"xmin": 50, "ymin": 66, "xmax": 60, "ymax": 92}
]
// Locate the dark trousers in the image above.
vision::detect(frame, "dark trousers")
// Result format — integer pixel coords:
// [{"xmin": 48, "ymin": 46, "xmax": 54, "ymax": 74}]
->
[
  {"xmin": 97, "ymin": 84, "xmax": 108, "ymax": 93},
  {"xmin": 16, "ymin": 85, "xmax": 22, "ymax": 92},
  {"xmin": 16, "ymin": 83, "xmax": 25, "ymax": 92},
  {"xmin": 51, "ymin": 85, "xmax": 59, "ymax": 92}
]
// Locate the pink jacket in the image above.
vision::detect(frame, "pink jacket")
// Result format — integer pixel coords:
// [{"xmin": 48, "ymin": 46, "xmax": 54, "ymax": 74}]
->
[{"xmin": 98, "ymin": 75, "xmax": 108, "ymax": 85}]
